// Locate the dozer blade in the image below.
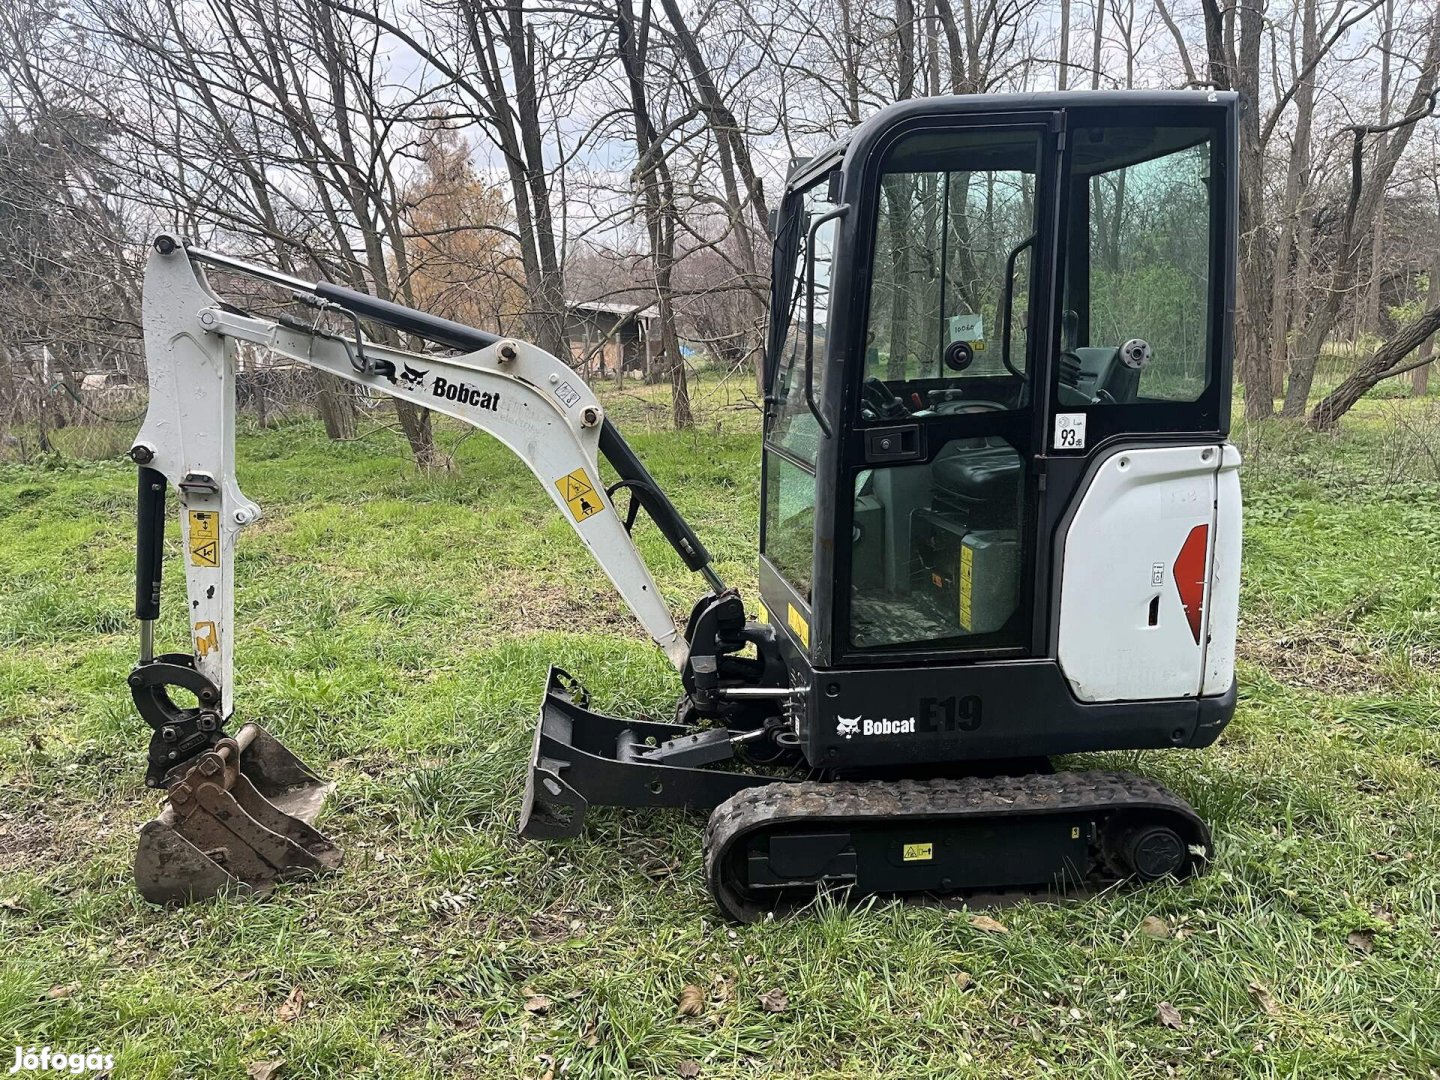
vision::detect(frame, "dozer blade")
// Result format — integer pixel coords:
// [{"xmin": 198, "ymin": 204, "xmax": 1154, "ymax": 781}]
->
[
  {"xmin": 135, "ymin": 722, "xmax": 341, "ymax": 905},
  {"xmin": 518, "ymin": 666, "xmax": 771, "ymax": 840}
]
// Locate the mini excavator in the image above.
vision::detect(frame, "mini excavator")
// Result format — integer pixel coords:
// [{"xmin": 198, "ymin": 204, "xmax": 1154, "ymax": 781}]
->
[{"xmin": 128, "ymin": 91, "xmax": 1242, "ymax": 921}]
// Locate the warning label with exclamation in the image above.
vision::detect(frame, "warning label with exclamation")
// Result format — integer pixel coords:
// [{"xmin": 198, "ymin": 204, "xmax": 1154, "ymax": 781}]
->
[{"xmin": 188, "ymin": 510, "xmax": 219, "ymax": 567}]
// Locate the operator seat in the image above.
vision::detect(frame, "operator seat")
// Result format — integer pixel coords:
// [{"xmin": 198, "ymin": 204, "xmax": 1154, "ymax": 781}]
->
[
  {"xmin": 932, "ymin": 447, "xmax": 1021, "ymax": 503},
  {"xmin": 932, "ymin": 439, "xmax": 1023, "ymax": 530}
]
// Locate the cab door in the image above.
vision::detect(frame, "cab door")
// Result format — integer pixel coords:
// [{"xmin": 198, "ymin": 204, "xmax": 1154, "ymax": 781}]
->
[
  {"xmin": 831, "ymin": 113, "xmax": 1063, "ymax": 666},
  {"xmin": 759, "ymin": 165, "xmax": 844, "ymax": 657}
]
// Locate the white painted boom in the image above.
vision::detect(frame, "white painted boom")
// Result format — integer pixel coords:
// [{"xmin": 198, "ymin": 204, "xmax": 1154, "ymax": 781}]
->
[{"xmin": 133, "ymin": 241, "xmax": 690, "ymax": 723}]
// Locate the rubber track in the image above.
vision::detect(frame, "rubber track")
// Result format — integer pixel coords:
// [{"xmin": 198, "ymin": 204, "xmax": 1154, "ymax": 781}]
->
[{"xmin": 704, "ymin": 770, "xmax": 1209, "ymax": 923}]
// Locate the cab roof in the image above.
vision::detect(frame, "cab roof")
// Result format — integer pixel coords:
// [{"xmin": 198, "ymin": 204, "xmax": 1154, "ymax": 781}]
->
[{"xmin": 786, "ymin": 89, "xmax": 1238, "ymax": 192}]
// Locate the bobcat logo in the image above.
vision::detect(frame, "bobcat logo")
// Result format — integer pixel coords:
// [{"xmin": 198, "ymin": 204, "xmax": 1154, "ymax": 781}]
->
[
  {"xmin": 836, "ymin": 716, "xmax": 860, "ymax": 740},
  {"xmin": 399, "ymin": 363, "xmax": 428, "ymax": 390}
]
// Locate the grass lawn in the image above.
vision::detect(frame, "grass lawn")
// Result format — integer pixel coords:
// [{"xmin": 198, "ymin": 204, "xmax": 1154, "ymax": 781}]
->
[{"xmin": 2, "ymin": 383, "xmax": 1439, "ymax": 1078}]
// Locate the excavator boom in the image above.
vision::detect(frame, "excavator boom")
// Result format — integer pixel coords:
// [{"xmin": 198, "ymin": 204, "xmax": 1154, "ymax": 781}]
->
[{"xmin": 128, "ymin": 236, "xmax": 729, "ymax": 901}]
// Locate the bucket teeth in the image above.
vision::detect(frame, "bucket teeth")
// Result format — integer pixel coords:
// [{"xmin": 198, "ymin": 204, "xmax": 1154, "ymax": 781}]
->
[{"xmin": 134, "ymin": 722, "xmax": 341, "ymax": 905}]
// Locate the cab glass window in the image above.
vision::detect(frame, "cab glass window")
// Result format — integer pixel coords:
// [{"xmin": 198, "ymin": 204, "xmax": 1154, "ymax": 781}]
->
[
  {"xmin": 769, "ymin": 177, "xmax": 840, "ymax": 464},
  {"xmin": 763, "ymin": 455, "xmax": 816, "ymax": 599},
  {"xmin": 862, "ymin": 128, "xmax": 1042, "ymax": 418},
  {"xmin": 1063, "ymin": 126, "xmax": 1214, "ymax": 405}
]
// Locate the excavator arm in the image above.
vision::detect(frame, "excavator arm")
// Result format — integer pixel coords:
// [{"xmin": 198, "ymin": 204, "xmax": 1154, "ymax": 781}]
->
[
  {"xmin": 126, "ymin": 236, "xmax": 783, "ymax": 904},
  {"xmin": 132, "ymin": 235, "xmax": 712, "ymax": 737}
]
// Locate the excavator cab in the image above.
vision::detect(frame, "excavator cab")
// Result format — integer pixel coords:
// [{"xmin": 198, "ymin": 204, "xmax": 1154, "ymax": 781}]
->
[{"xmin": 758, "ymin": 91, "xmax": 1240, "ymax": 772}]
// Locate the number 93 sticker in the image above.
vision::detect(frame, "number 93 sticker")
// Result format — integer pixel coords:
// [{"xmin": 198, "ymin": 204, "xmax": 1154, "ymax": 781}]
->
[{"xmin": 1053, "ymin": 412, "xmax": 1087, "ymax": 451}]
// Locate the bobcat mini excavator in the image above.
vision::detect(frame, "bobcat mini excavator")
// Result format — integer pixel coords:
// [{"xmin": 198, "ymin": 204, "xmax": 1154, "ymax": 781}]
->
[{"xmin": 128, "ymin": 91, "xmax": 1242, "ymax": 921}]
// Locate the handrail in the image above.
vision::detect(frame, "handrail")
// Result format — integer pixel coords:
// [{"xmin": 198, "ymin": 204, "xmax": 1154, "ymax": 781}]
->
[
  {"xmin": 999, "ymin": 232, "xmax": 1035, "ymax": 379},
  {"xmin": 803, "ymin": 204, "xmax": 849, "ymax": 439}
]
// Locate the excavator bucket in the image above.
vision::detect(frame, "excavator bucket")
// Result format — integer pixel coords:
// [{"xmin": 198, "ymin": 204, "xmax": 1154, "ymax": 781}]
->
[{"xmin": 134, "ymin": 723, "xmax": 341, "ymax": 905}]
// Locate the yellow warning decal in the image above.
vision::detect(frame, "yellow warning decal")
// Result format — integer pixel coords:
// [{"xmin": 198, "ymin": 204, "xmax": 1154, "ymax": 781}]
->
[
  {"xmin": 903, "ymin": 843, "xmax": 933, "ymax": 862},
  {"xmin": 958, "ymin": 543, "xmax": 974, "ymax": 630},
  {"xmin": 756, "ymin": 603, "xmax": 770, "ymax": 624},
  {"xmin": 786, "ymin": 603, "xmax": 810, "ymax": 648},
  {"xmin": 555, "ymin": 468, "xmax": 605, "ymax": 522},
  {"xmin": 188, "ymin": 510, "xmax": 219, "ymax": 568},
  {"xmin": 1070, "ymin": 826, "xmax": 1082, "ymax": 840}
]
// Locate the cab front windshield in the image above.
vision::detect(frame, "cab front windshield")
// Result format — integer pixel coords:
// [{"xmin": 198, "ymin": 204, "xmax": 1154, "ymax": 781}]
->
[{"xmin": 861, "ymin": 129, "xmax": 1039, "ymax": 421}]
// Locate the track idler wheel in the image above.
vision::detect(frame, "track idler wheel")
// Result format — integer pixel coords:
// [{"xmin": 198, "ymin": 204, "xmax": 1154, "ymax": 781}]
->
[{"xmin": 1110, "ymin": 822, "xmax": 1189, "ymax": 881}]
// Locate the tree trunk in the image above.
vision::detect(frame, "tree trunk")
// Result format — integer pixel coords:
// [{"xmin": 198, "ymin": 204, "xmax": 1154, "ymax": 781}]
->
[
  {"xmin": 311, "ymin": 370, "xmax": 357, "ymax": 440},
  {"xmin": 1414, "ymin": 245, "xmax": 1440, "ymax": 395},
  {"xmin": 896, "ymin": 0, "xmax": 916, "ymax": 99},
  {"xmin": 1266, "ymin": 0, "xmax": 1318, "ymax": 406},
  {"xmin": 1360, "ymin": 0, "xmax": 1395, "ymax": 337},
  {"xmin": 656, "ymin": 0, "xmax": 771, "ymax": 399},
  {"xmin": 1308, "ymin": 305, "xmax": 1440, "ymax": 430},
  {"xmin": 884, "ymin": 182, "xmax": 913, "ymax": 380},
  {"xmin": 614, "ymin": 0, "xmax": 692, "ymax": 429},
  {"xmin": 1057, "ymin": 0, "xmax": 1071, "ymax": 89},
  {"xmin": 1089, "ymin": 0, "xmax": 1103, "ymax": 89},
  {"xmin": 394, "ymin": 399, "xmax": 443, "ymax": 467},
  {"xmin": 1201, "ymin": 0, "xmax": 1271, "ymax": 420},
  {"xmin": 1235, "ymin": 0, "xmax": 1270, "ymax": 421}
]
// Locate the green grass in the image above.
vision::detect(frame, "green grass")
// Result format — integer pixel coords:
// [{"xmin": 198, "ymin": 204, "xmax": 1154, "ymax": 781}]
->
[{"xmin": 2, "ymin": 387, "xmax": 1440, "ymax": 1078}]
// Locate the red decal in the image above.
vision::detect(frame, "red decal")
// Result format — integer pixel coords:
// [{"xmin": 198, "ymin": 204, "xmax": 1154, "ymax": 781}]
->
[{"xmin": 1173, "ymin": 524, "xmax": 1209, "ymax": 644}]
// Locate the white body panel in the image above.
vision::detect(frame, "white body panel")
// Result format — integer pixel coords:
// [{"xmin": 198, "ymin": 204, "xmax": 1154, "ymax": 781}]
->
[
  {"xmin": 1056, "ymin": 443, "xmax": 1241, "ymax": 704},
  {"xmin": 134, "ymin": 248, "xmax": 688, "ymax": 721},
  {"xmin": 1203, "ymin": 443, "xmax": 1243, "ymax": 695}
]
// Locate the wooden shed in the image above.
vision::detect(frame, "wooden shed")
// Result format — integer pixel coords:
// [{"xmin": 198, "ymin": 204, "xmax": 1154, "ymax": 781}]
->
[{"xmin": 566, "ymin": 299, "xmax": 658, "ymax": 379}]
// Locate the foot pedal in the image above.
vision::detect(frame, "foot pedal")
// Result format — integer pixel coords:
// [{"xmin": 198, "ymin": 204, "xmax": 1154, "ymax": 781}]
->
[{"xmin": 134, "ymin": 723, "xmax": 341, "ymax": 905}]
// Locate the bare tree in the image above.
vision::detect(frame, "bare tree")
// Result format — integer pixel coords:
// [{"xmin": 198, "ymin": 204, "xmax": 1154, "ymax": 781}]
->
[
  {"xmin": 1287, "ymin": 6, "xmax": 1440, "ymax": 418},
  {"xmin": 611, "ymin": 0, "xmax": 694, "ymax": 427}
]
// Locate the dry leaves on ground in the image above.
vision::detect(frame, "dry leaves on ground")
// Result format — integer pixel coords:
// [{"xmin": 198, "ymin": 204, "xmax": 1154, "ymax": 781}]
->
[
  {"xmin": 1347, "ymin": 929, "xmax": 1375, "ymax": 954},
  {"xmin": 1247, "ymin": 982, "xmax": 1280, "ymax": 1016},
  {"xmin": 677, "ymin": 984, "xmax": 705, "ymax": 1017},
  {"xmin": 524, "ymin": 995, "xmax": 552, "ymax": 1016},
  {"xmin": 1157, "ymin": 1001, "xmax": 1184, "ymax": 1030},
  {"xmin": 968, "ymin": 914, "xmax": 1008, "ymax": 934},
  {"xmin": 1139, "ymin": 915, "xmax": 1171, "ymax": 939},
  {"xmin": 45, "ymin": 983, "xmax": 79, "ymax": 1000},
  {"xmin": 643, "ymin": 857, "xmax": 681, "ymax": 880},
  {"xmin": 677, "ymin": 1061, "xmax": 702, "ymax": 1078},
  {"xmin": 951, "ymin": 971, "xmax": 974, "ymax": 991},
  {"xmin": 277, "ymin": 986, "xmax": 305, "ymax": 1023},
  {"xmin": 759, "ymin": 988, "xmax": 789, "ymax": 1013},
  {"xmin": 246, "ymin": 1059, "xmax": 285, "ymax": 1080}
]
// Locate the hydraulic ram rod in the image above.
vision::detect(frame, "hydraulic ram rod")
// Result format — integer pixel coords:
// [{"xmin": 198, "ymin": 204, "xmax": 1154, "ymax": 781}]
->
[{"xmin": 177, "ymin": 239, "xmax": 503, "ymax": 354}]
